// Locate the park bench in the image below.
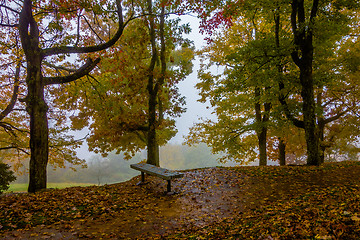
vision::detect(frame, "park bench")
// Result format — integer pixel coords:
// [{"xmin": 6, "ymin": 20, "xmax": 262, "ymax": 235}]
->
[{"xmin": 130, "ymin": 162, "xmax": 184, "ymax": 193}]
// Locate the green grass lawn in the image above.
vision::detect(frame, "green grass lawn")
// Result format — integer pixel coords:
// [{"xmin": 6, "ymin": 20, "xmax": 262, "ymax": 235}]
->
[{"xmin": 7, "ymin": 183, "xmax": 95, "ymax": 192}]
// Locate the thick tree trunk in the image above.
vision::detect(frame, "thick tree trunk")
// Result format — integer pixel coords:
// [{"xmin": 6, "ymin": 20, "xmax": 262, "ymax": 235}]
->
[
  {"xmin": 26, "ymin": 47, "xmax": 49, "ymax": 193},
  {"xmin": 27, "ymin": 61, "xmax": 48, "ymax": 193},
  {"xmin": 274, "ymin": 7, "xmax": 286, "ymax": 167},
  {"xmin": 299, "ymin": 53, "xmax": 320, "ymax": 166},
  {"xmin": 18, "ymin": 0, "xmax": 124, "ymax": 192},
  {"xmin": 290, "ymin": 0, "xmax": 321, "ymax": 166},
  {"xmin": 147, "ymin": 95, "xmax": 159, "ymax": 166},
  {"xmin": 28, "ymin": 94, "xmax": 49, "ymax": 192},
  {"xmin": 19, "ymin": 0, "xmax": 49, "ymax": 192},
  {"xmin": 255, "ymin": 87, "xmax": 267, "ymax": 166},
  {"xmin": 278, "ymin": 138, "xmax": 286, "ymax": 166},
  {"xmin": 258, "ymin": 128, "xmax": 267, "ymax": 166},
  {"xmin": 255, "ymin": 87, "xmax": 271, "ymax": 166},
  {"xmin": 146, "ymin": 0, "xmax": 160, "ymax": 167}
]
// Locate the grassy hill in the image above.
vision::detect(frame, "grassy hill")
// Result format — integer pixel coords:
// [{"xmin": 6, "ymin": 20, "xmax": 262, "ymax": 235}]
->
[{"xmin": 1, "ymin": 161, "xmax": 360, "ymax": 239}]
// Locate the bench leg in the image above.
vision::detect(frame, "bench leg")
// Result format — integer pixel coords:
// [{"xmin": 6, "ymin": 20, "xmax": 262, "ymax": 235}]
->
[
  {"xmin": 141, "ymin": 172, "xmax": 145, "ymax": 182},
  {"xmin": 167, "ymin": 180, "xmax": 171, "ymax": 192},
  {"xmin": 136, "ymin": 172, "xmax": 147, "ymax": 186}
]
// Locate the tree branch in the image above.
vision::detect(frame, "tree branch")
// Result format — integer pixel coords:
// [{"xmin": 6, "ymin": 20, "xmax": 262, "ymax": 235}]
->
[
  {"xmin": 278, "ymin": 82, "xmax": 305, "ymax": 129},
  {"xmin": 154, "ymin": 5, "xmax": 166, "ymax": 95},
  {"xmin": 0, "ymin": 23, "xmax": 18, "ymax": 27},
  {"xmin": 0, "ymin": 63, "xmax": 20, "ymax": 121},
  {"xmin": 19, "ymin": 0, "xmax": 40, "ymax": 56},
  {"xmin": 43, "ymin": 61, "xmax": 77, "ymax": 73},
  {"xmin": 290, "ymin": 0, "xmax": 301, "ymax": 67},
  {"xmin": 44, "ymin": 58, "xmax": 100, "ymax": 85},
  {"xmin": 42, "ymin": 0, "xmax": 124, "ymax": 57},
  {"xmin": 81, "ymin": 15, "xmax": 104, "ymax": 43},
  {"xmin": 322, "ymin": 110, "xmax": 347, "ymax": 125},
  {"xmin": 0, "ymin": 121, "xmax": 29, "ymax": 139},
  {"xmin": 0, "ymin": 4, "xmax": 20, "ymax": 14},
  {"xmin": 147, "ymin": 0, "xmax": 157, "ymax": 96},
  {"xmin": 0, "ymin": 146, "xmax": 29, "ymax": 155},
  {"xmin": 310, "ymin": 0, "xmax": 319, "ymax": 23},
  {"xmin": 290, "ymin": 0, "xmax": 298, "ymax": 38}
]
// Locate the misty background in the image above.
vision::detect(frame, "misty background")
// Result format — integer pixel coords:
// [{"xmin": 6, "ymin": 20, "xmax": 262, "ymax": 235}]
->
[{"xmin": 13, "ymin": 15, "xmax": 240, "ymax": 186}]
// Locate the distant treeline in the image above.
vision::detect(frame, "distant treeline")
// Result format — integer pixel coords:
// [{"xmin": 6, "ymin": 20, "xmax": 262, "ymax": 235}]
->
[{"xmin": 14, "ymin": 144, "xmax": 234, "ymax": 185}]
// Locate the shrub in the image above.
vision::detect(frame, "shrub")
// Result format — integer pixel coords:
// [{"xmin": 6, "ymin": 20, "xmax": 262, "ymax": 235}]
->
[{"xmin": 0, "ymin": 163, "xmax": 16, "ymax": 194}]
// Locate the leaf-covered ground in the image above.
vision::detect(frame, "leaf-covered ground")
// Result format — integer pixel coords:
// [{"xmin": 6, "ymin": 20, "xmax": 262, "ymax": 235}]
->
[{"xmin": 1, "ymin": 162, "xmax": 360, "ymax": 239}]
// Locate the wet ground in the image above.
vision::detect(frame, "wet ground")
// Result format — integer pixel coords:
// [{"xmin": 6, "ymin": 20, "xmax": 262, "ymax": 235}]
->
[
  {"xmin": 0, "ymin": 167, "xmax": 249, "ymax": 239},
  {"xmin": 4, "ymin": 164, "xmax": 359, "ymax": 239}
]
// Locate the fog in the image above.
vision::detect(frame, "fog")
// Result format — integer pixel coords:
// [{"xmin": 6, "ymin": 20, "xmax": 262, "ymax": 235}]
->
[
  {"xmin": 76, "ymin": 15, "xmax": 214, "ymax": 160},
  {"xmin": 169, "ymin": 15, "xmax": 212, "ymax": 143},
  {"xmin": 53, "ymin": 15, "xmax": 239, "ymax": 187}
]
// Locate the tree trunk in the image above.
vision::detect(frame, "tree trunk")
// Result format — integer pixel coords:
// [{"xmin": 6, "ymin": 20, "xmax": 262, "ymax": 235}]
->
[
  {"xmin": 299, "ymin": 53, "xmax": 320, "ymax": 166},
  {"xmin": 19, "ymin": 0, "xmax": 49, "ymax": 192},
  {"xmin": 290, "ymin": 0, "xmax": 321, "ymax": 166},
  {"xmin": 146, "ymin": 0, "xmax": 160, "ymax": 167},
  {"xmin": 258, "ymin": 128, "xmax": 267, "ymax": 166},
  {"xmin": 147, "ymin": 95, "xmax": 159, "ymax": 166},
  {"xmin": 278, "ymin": 138, "xmax": 286, "ymax": 166},
  {"xmin": 27, "ymin": 69, "xmax": 49, "ymax": 193},
  {"xmin": 274, "ymin": 7, "xmax": 286, "ymax": 167},
  {"xmin": 318, "ymin": 120, "xmax": 325, "ymax": 164},
  {"xmin": 255, "ymin": 87, "xmax": 271, "ymax": 166},
  {"xmin": 17, "ymin": 0, "xmax": 125, "ymax": 192}
]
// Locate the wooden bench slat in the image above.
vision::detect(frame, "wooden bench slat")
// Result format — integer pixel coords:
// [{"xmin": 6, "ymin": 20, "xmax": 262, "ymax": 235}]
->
[{"xmin": 130, "ymin": 163, "xmax": 183, "ymax": 180}]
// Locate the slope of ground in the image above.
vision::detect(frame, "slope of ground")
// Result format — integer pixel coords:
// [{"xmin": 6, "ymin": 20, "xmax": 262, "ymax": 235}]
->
[{"xmin": 1, "ymin": 161, "xmax": 360, "ymax": 239}]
